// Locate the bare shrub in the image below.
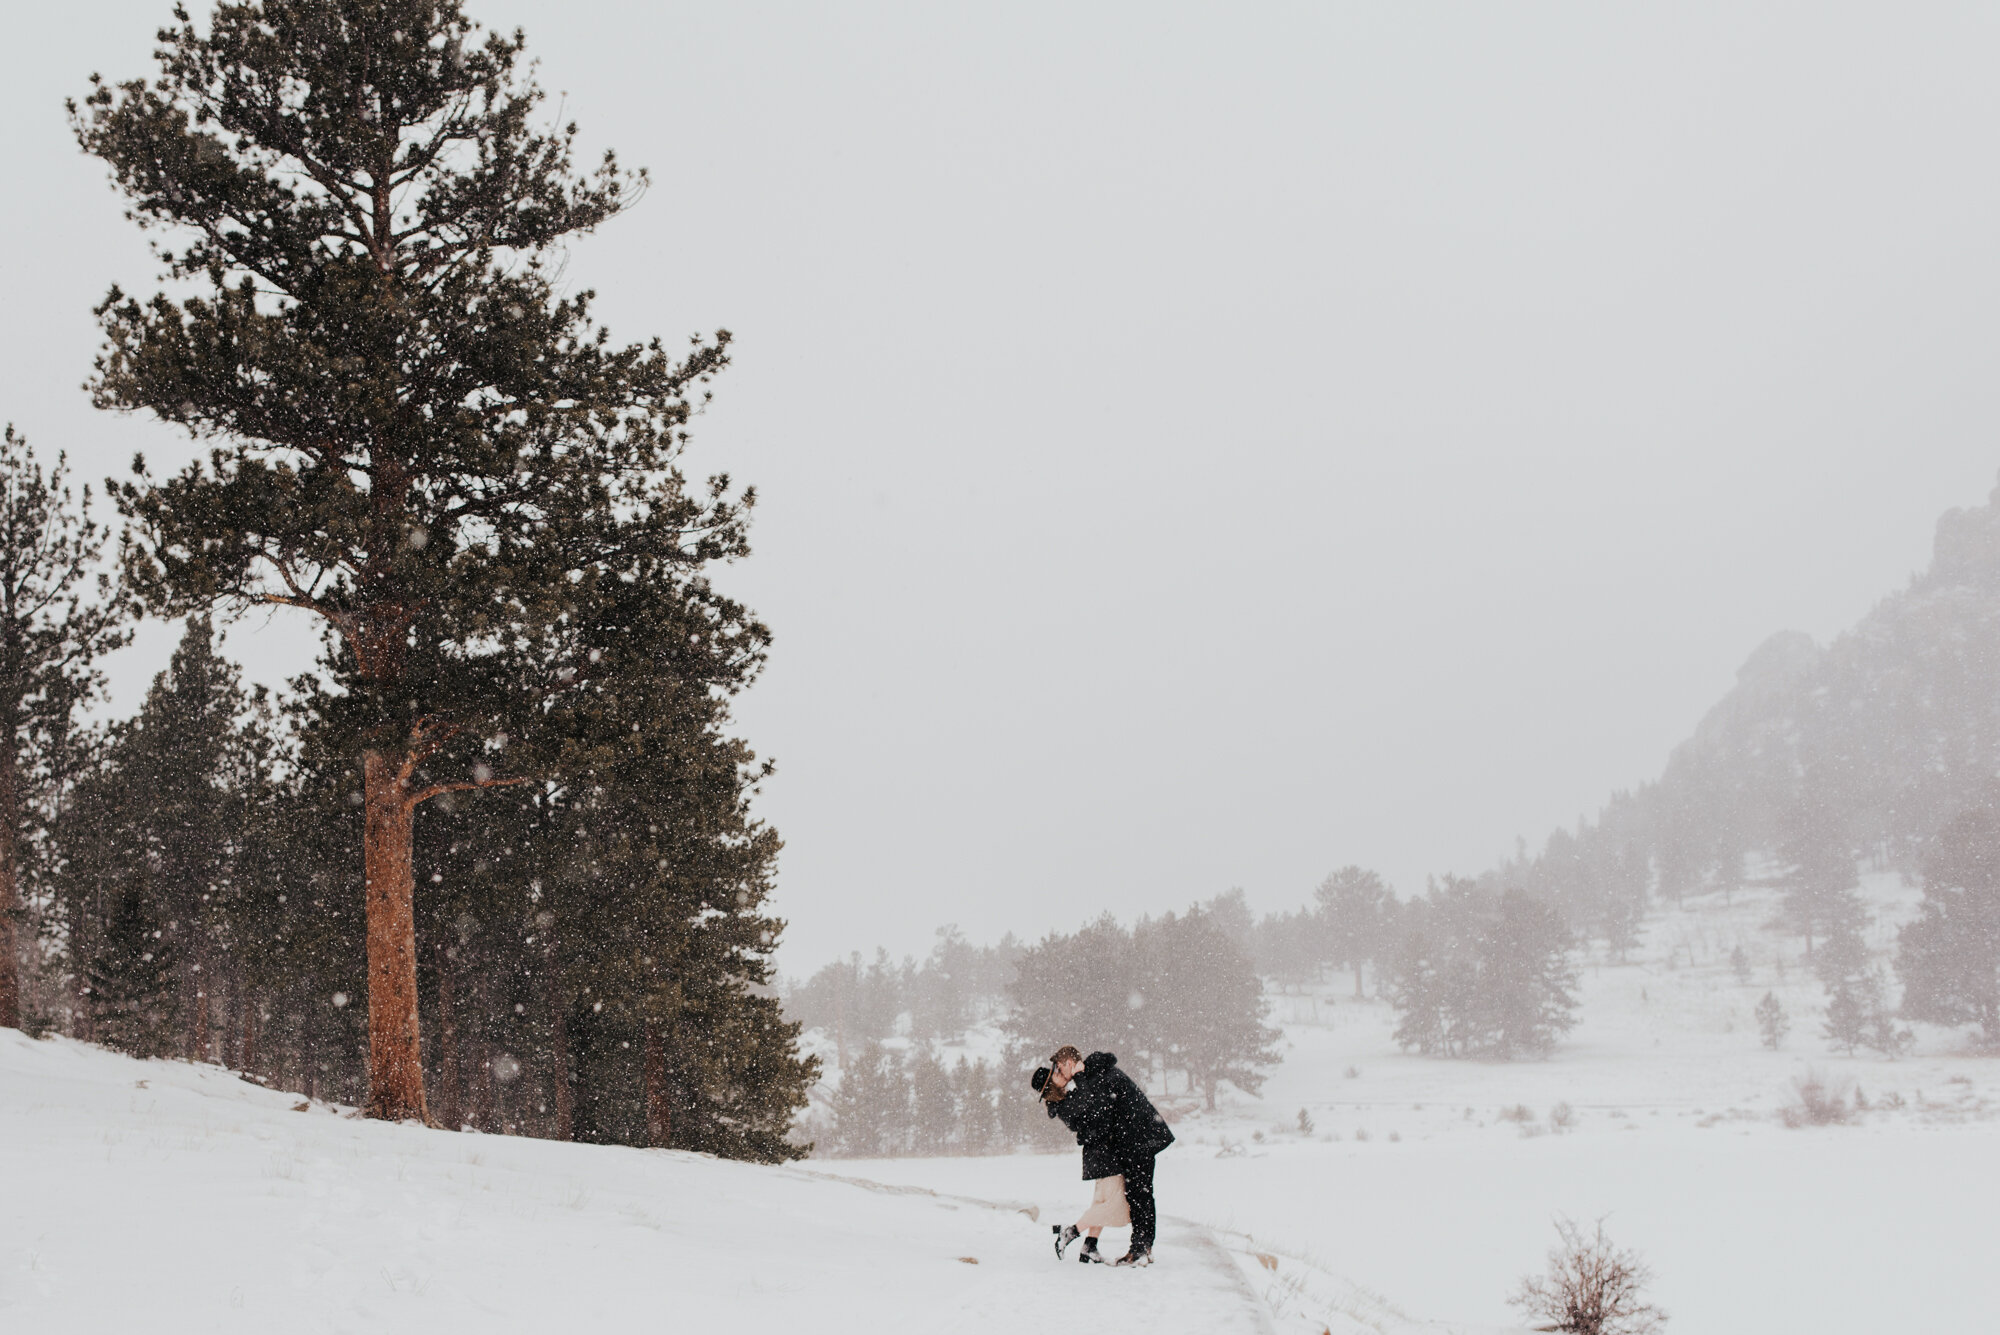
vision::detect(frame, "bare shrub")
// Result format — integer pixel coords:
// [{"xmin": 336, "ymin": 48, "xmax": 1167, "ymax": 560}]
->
[
  {"xmin": 1780, "ymin": 1069, "xmax": 1854, "ymax": 1128},
  {"xmin": 1549, "ymin": 1101, "xmax": 1578, "ymax": 1133},
  {"xmin": 1498, "ymin": 1103, "xmax": 1535, "ymax": 1123},
  {"xmin": 1511, "ymin": 1217, "xmax": 1668, "ymax": 1335}
]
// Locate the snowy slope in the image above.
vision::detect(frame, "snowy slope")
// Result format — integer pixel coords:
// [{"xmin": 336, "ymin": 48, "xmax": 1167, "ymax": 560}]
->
[
  {"xmin": 0, "ymin": 1030, "xmax": 1273, "ymax": 1335},
  {"xmin": 828, "ymin": 876, "xmax": 2000, "ymax": 1334}
]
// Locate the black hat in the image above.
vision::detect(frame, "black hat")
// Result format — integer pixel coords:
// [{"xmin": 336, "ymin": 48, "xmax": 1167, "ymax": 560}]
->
[{"xmin": 1030, "ymin": 1066, "xmax": 1051, "ymax": 1093}]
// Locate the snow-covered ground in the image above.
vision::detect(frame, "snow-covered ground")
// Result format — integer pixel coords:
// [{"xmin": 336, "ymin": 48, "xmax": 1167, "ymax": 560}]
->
[
  {"xmin": 829, "ymin": 874, "xmax": 2000, "ymax": 1334},
  {"xmin": 0, "ymin": 1028, "xmax": 1283, "ymax": 1334},
  {"xmin": 12, "ymin": 873, "xmax": 1995, "ymax": 1334}
]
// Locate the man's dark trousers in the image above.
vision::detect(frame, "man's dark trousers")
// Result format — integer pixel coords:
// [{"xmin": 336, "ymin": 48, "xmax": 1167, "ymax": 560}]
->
[{"xmin": 1121, "ymin": 1154, "xmax": 1157, "ymax": 1252}]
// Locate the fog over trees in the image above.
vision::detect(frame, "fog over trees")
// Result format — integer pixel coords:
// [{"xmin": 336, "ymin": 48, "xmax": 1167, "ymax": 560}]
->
[{"xmin": 789, "ymin": 481, "xmax": 2000, "ymax": 1135}]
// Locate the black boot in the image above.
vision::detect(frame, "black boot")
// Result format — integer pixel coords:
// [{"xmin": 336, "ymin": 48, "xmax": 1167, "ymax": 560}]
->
[
  {"xmin": 1079, "ymin": 1237, "xmax": 1105, "ymax": 1264},
  {"xmin": 1112, "ymin": 1246, "xmax": 1152, "ymax": 1268},
  {"xmin": 1053, "ymin": 1224, "xmax": 1080, "ymax": 1260}
]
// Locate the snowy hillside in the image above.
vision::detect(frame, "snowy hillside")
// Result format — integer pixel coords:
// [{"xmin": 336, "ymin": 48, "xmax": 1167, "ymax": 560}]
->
[
  {"xmin": 15, "ymin": 877, "xmax": 1996, "ymax": 1335},
  {"xmin": 1, "ymin": 1028, "xmax": 1298, "ymax": 1335},
  {"xmin": 823, "ymin": 875, "xmax": 2000, "ymax": 1334}
]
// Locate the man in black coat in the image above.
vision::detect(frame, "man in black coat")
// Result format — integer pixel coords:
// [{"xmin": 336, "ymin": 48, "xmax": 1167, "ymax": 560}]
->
[{"xmin": 1033, "ymin": 1047, "xmax": 1175, "ymax": 1266}]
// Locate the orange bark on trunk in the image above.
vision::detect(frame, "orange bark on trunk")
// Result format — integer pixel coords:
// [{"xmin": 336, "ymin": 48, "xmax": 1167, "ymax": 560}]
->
[{"xmin": 363, "ymin": 749, "xmax": 429, "ymax": 1123}]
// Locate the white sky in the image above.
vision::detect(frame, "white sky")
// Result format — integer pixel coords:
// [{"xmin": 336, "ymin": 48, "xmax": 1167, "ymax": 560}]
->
[{"xmin": 6, "ymin": 3, "xmax": 2000, "ymax": 973}]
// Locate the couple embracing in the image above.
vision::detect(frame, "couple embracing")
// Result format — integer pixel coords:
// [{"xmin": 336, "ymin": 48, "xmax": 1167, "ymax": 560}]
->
[{"xmin": 1030, "ymin": 1045, "xmax": 1175, "ymax": 1268}]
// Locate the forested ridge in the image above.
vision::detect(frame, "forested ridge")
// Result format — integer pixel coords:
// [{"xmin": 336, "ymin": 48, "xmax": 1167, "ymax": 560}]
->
[
  {"xmin": 796, "ymin": 478, "xmax": 2000, "ymax": 1114},
  {"xmin": 1257, "ymin": 480, "xmax": 2000, "ymax": 1057}
]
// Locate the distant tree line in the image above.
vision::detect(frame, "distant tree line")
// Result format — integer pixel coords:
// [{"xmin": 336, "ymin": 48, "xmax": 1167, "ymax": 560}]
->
[
  {"xmin": 811, "ymin": 1039, "xmax": 1074, "ymax": 1159},
  {"xmin": 1005, "ymin": 905, "xmax": 1283, "ymax": 1110},
  {"xmin": 783, "ymin": 927, "xmax": 1025, "ymax": 1064},
  {"xmin": 793, "ymin": 900, "xmax": 1285, "ymax": 1154}
]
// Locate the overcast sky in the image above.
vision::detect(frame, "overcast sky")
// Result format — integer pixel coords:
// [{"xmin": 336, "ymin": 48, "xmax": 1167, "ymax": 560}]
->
[{"xmin": 6, "ymin": 3, "xmax": 2000, "ymax": 974}]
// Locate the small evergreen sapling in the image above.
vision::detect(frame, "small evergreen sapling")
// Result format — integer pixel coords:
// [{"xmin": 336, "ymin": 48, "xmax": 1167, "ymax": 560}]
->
[
  {"xmin": 1756, "ymin": 992, "xmax": 1788, "ymax": 1050},
  {"xmin": 1823, "ymin": 980, "xmax": 1868, "ymax": 1056}
]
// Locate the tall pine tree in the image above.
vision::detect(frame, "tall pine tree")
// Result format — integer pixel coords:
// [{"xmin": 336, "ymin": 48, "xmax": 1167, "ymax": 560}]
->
[{"xmin": 76, "ymin": 1, "xmax": 745, "ymax": 1119}]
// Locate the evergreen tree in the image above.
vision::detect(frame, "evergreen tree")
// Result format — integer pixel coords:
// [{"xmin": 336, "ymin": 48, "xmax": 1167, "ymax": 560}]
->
[
  {"xmin": 1251, "ymin": 905, "xmax": 1323, "ymax": 988},
  {"xmin": 510, "ymin": 557, "xmax": 812, "ymax": 1160},
  {"xmin": 1597, "ymin": 841, "xmax": 1649, "ymax": 962},
  {"xmin": 1823, "ymin": 978, "xmax": 1868, "ymax": 1055},
  {"xmin": 994, "ymin": 1037, "xmax": 1073, "ymax": 1153},
  {"xmin": 0, "ymin": 426, "xmax": 128, "ymax": 1030},
  {"xmin": 79, "ymin": 854, "xmax": 180, "ymax": 1057},
  {"xmin": 906, "ymin": 1047, "xmax": 954, "ymax": 1154},
  {"xmin": 1755, "ymin": 991, "xmax": 1788, "ymax": 1050},
  {"xmin": 1812, "ymin": 915, "xmax": 1906, "ymax": 1057},
  {"xmin": 1387, "ymin": 930, "xmax": 1446, "ymax": 1055},
  {"xmin": 77, "ymin": 0, "xmax": 744, "ymax": 1122},
  {"xmin": 825, "ymin": 1041, "xmax": 906, "ymax": 1158},
  {"xmin": 1777, "ymin": 798, "xmax": 1862, "ymax": 962},
  {"xmin": 908, "ymin": 926, "xmax": 976, "ymax": 1043},
  {"xmin": 1897, "ymin": 804, "xmax": 2000, "ymax": 1043},
  {"xmin": 1480, "ymin": 889, "xmax": 1581, "ymax": 1058},
  {"xmin": 1140, "ymin": 906, "xmax": 1282, "ymax": 1109},
  {"xmin": 1315, "ymin": 865, "xmax": 1390, "ymax": 997},
  {"xmin": 1006, "ymin": 914, "xmax": 1140, "ymax": 1062},
  {"xmin": 950, "ymin": 1056, "xmax": 1000, "ymax": 1155},
  {"xmin": 1861, "ymin": 967, "xmax": 1912, "ymax": 1057},
  {"xmin": 1386, "ymin": 882, "xmax": 1578, "ymax": 1059},
  {"xmin": 58, "ymin": 619, "xmax": 276, "ymax": 1059}
]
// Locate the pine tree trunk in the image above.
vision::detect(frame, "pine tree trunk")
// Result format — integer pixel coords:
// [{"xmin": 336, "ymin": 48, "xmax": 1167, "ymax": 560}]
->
[
  {"xmin": 302, "ymin": 1008, "xmax": 319, "ymax": 1101},
  {"xmin": 550, "ymin": 996, "xmax": 574, "ymax": 1142},
  {"xmin": 362, "ymin": 749, "xmax": 428, "ymax": 1122},
  {"xmin": 433, "ymin": 941, "xmax": 461, "ymax": 1131},
  {"xmin": 643, "ymin": 1019, "xmax": 671, "ymax": 1148},
  {"xmin": 224, "ymin": 967, "xmax": 240, "ymax": 1067},
  {"xmin": 71, "ymin": 961, "xmax": 92, "ymax": 1043},
  {"xmin": 0, "ymin": 742, "xmax": 21, "ymax": 1031},
  {"xmin": 241, "ymin": 986, "xmax": 258, "ymax": 1076},
  {"xmin": 186, "ymin": 946, "xmax": 209, "ymax": 1063},
  {"xmin": 471, "ymin": 969, "xmax": 496, "ymax": 1132}
]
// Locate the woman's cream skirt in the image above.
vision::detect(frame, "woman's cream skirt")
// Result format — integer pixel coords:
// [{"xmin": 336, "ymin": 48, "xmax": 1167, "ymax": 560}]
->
[{"xmin": 1076, "ymin": 1174, "xmax": 1130, "ymax": 1229}]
